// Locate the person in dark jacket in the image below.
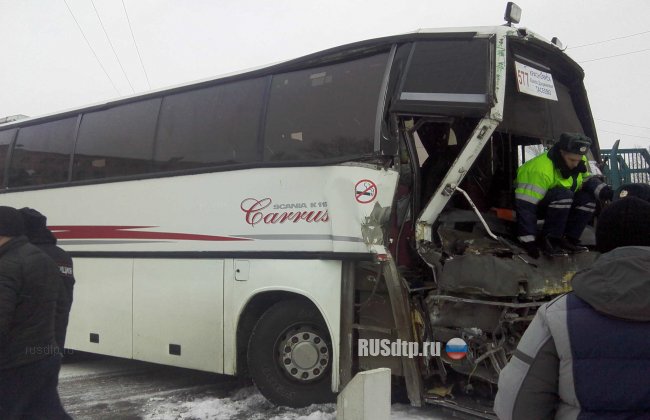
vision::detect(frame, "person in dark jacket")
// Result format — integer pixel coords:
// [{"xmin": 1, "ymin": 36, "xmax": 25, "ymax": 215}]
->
[
  {"xmin": 494, "ymin": 194, "xmax": 650, "ymax": 419},
  {"xmin": 20, "ymin": 207, "xmax": 75, "ymax": 350},
  {"xmin": 0, "ymin": 206, "xmax": 71, "ymax": 419}
]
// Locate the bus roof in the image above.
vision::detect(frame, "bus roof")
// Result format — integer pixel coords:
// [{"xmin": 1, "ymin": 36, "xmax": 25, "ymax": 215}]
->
[{"xmin": 1, "ymin": 25, "xmax": 563, "ymax": 131}]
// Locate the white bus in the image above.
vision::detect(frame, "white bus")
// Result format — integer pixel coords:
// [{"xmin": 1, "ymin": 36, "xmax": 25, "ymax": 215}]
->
[{"xmin": 0, "ymin": 11, "xmax": 602, "ymax": 414}]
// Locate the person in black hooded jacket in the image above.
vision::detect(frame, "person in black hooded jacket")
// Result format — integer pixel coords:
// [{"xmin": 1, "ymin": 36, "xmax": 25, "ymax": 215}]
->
[
  {"xmin": 0, "ymin": 206, "xmax": 71, "ymax": 419},
  {"xmin": 19, "ymin": 207, "xmax": 75, "ymax": 350}
]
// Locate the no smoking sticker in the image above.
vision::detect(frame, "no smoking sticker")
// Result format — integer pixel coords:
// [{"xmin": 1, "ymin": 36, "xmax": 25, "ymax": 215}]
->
[{"xmin": 355, "ymin": 179, "xmax": 377, "ymax": 204}]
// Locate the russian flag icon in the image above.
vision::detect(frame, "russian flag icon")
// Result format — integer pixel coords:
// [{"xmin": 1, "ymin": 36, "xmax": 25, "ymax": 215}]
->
[{"xmin": 446, "ymin": 338, "xmax": 468, "ymax": 360}]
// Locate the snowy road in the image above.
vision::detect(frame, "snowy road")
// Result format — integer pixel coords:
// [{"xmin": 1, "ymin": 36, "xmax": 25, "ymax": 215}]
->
[{"xmin": 59, "ymin": 353, "xmax": 456, "ymax": 419}]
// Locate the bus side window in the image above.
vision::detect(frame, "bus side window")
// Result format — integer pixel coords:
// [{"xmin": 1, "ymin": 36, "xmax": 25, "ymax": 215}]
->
[
  {"xmin": 154, "ymin": 78, "xmax": 265, "ymax": 171},
  {"xmin": 72, "ymin": 99, "xmax": 160, "ymax": 181},
  {"xmin": 7, "ymin": 119, "xmax": 76, "ymax": 188},
  {"xmin": 0, "ymin": 129, "xmax": 17, "ymax": 188},
  {"xmin": 263, "ymin": 53, "xmax": 389, "ymax": 162}
]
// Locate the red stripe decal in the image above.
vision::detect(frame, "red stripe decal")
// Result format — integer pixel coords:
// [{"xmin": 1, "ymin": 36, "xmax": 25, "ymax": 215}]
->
[{"xmin": 49, "ymin": 226, "xmax": 250, "ymax": 242}]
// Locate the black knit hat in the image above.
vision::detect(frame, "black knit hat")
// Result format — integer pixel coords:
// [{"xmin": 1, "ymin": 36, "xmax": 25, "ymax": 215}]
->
[
  {"xmin": 19, "ymin": 207, "xmax": 47, "ymax": 238},
  {"xmin": 596, "ymin": 197, "xmax": 650, "ymax": 253},
  {"xmin": 0, "ymin": 206, "xmax": 25, "ymax": 237}
]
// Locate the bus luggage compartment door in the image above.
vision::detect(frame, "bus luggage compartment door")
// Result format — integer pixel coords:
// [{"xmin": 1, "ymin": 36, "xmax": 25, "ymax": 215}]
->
[
  {"xmin": 132, "ymin": 259, "xmax": 224, "ymax": 373},
  {"xmin": 66, "ymin": 258, "xmax": 134, "ymax": 358}
]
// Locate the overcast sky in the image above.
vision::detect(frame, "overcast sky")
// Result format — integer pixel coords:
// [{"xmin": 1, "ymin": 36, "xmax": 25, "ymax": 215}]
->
[{"xmin": 1, "ymin": 0, "xmax": 649, "ymax": 150}]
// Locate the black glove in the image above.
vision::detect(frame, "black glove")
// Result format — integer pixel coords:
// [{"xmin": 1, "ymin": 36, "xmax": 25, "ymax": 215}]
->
[
  {"xmin": 576, "ymin": 160, "xmax": 588, "ymax": 173},
  {"xmin": 521, "ymin": 242, "xmax": 540, "ymax": 259},
  {"xmin": 599, "ymin": 185, "xmax": 614, "ymax": 201}
]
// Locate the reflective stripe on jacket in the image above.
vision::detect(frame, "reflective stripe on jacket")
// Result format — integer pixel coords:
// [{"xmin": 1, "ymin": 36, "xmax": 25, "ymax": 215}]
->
[{"xmin": 515, "ymin": 151, "xmax": 589, "ymax": 206}]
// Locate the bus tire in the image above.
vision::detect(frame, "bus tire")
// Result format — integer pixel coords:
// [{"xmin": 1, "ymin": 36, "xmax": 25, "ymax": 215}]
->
[{"xmin": 247, "ymin": 299, "xmax": 335, "ymax": 408}]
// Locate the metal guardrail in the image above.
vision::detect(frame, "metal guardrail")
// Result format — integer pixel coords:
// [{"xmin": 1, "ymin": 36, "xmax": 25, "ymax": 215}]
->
[{"xmin": 602, "ymin": 140, "xmax": 650, "ymax": 189}]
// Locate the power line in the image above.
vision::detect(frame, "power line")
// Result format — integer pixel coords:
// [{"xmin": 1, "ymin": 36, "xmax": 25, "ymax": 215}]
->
[
  {"xmin": 121, "ymin": 0, "xmax": 151, "ymax": 90},
  {"xmin": 578, "ymin": 48, "xmax": 650, "ymax": 63},
  {"xmin": 63, "ymin": 0, "xmax": 120, "ymax": 95},
  {"xmin": 90, "ymin": 0, "xmax": 135, "ymax": 94},
  {"xmin": 599, "ymin": 129, "xmax": 650, "ymax": 140},
  {"xmin": 569, "ymin": 30, "xmax": 650, "ymax": 49},
  {"xmin": 596, "ymin": 118, "xmax": 650, "ymax": 131}
]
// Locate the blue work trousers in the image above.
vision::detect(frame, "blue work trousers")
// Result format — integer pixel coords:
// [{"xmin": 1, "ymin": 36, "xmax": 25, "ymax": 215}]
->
[{"xmin": 537, "ymin": 187, "xmax": 596, "ymax": 239}]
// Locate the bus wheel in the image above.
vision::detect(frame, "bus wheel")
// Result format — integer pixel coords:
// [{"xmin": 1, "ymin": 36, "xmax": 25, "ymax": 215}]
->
[{"xmin": 247, "ymin": 299, "xmax": 335, "ymax": 407}]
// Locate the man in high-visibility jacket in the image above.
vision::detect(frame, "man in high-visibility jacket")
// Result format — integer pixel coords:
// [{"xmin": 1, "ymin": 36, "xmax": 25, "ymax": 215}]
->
[{"xmin": 514, "ymin": 133, "xmax": 612, "ymax": 258}]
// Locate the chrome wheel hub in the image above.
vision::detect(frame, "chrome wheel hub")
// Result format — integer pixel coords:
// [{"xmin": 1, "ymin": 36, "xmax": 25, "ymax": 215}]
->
[{"xmin": 279, "ymin": 329, "xmax": 329, "ymax": 382}]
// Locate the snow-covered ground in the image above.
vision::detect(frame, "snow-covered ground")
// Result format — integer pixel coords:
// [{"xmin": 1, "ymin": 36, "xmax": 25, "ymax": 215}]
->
[
  {"xmin": 59, "ymin": 354, "xmax": 455, "ymax": 419},
  {"xmin": 143, "ymin": 387, "xmax": 335, "ymax": 420},
  {"xmin": 143, "ymin": 386, "xmax": 454, "ymax": 419},
  {"xmin": 145, "ymin": 387, "xmax": 453, "ymax": 420}
]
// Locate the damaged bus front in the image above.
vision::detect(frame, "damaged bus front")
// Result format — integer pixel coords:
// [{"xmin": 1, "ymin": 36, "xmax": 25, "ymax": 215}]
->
[{"xmin": 354, "ymin": 24, "xmax": 603, "ymax": 414}]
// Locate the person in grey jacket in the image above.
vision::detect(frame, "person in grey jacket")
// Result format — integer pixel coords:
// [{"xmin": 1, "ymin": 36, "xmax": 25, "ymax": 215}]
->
[{"xmin": 494, "ymin": 194, "xmax": 650, "ymax": 419}]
